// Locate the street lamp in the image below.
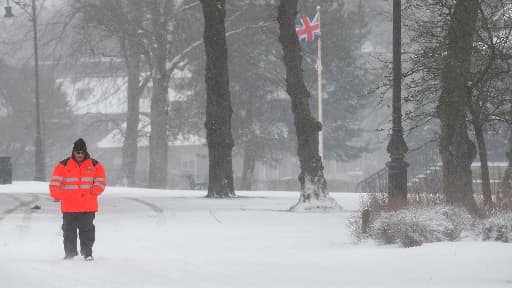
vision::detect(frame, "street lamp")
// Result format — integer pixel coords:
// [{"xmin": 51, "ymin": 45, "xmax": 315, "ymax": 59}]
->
[
  {"xmin": 386, "ymin": 0, "xmax": 408, "ymax": 207},
  {"xmin": 4, "ymin": 0, "xmax": 45, "ymax": 181}
]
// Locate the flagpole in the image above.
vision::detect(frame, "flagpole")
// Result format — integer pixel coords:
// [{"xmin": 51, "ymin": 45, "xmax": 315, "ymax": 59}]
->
[{"xmin": 316, "ymin": 5, "xmax": 323, "ymax": 160}]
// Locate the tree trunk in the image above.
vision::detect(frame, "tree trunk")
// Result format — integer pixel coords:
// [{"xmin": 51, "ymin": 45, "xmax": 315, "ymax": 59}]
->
[
  {"xmin": 240, "ymin": 142, "xmax": 256, "ymax": 191},
  {"xmin": 499, "ymin": 127, "xmax": 512, "ymax": 203},
  {"xmin": 200, "ymin": 0, "xmax": 235, "ymax": 198},
  {"xmin": 277, "ymin": 0, "xmax": 339, "ymax": 211},
  {"xmin": 148, "ymin": 0, "xmax": 170, "ymax": 189},
  {"xmin": 148, "ymin": 73, "xmax": 169, "ymax": 188},
  {"xmin": 439, "ymin": 0, "xmax": 478, "ymax": 211},
  {"xmin": 240, "ymin": 92, "xmax": 256, "ymax": 191},
  {"xmin": 473, "ymin": 121, "xmax": 493, "ymax": 207},
  {"xmin": 119, "ymin": 0, "xmax": 145, "ymax": 187},
  {"xmin": 120, "ymin": 37, "xmax": 141, "ymax": 187}
]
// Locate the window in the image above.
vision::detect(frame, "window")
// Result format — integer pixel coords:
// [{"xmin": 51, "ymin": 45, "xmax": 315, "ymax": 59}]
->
[{"xmin": 182, "ymin": 159, "xmax": 195, "ymax": 170}]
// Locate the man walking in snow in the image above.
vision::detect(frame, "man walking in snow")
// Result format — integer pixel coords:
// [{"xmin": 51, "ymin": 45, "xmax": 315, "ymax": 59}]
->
[{"xmin": 49, "ymin": 138, "xmax": 106, "ymax": 261}]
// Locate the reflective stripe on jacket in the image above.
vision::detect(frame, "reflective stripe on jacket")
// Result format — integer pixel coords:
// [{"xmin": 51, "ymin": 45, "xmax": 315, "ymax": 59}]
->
[{"xmin": 49, "ymin": 156, "xmax": 107, "ymax": 212}]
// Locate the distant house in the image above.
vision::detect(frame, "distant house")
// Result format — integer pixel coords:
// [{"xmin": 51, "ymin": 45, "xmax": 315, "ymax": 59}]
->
[
  {"xmin": 56, "ymin": 62, "xmax": 209, "ymax": 188},
  {"xmin": 96, "ymin": 125, "xmax": 208, "ymax": 189}
]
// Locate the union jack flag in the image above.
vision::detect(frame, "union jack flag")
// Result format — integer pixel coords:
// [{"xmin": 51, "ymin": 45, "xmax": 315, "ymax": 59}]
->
[{"xmin": 295, "ymin": 13, "xmax": 320, "ymax": 42}]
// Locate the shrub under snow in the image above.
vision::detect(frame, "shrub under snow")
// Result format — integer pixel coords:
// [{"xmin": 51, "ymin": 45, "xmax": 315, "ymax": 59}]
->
[
  {"xmin": 350, "ymin": 203, "xmax": 512, "ymax": 247},
  {"xmin": 368, "ymin": 205, "xmax": 473, "ymax": 247},
  {"xmin": 480, "ymin": 213, "xmax": 512, "ymax": 243}
]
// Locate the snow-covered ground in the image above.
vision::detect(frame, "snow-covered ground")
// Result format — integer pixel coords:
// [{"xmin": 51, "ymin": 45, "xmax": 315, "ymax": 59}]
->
[{"xmin": 0, "ymin": 182, "xmax": 511, "ymax": 288}]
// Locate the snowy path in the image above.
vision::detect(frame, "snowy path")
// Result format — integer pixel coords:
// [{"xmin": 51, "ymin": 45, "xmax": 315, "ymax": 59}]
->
[{"xmin": 0, "ymin": 182, "xmax": 511, "ymax": 288}]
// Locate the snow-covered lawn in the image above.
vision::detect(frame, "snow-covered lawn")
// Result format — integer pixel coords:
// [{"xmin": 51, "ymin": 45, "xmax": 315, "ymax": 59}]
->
[{"xmin": 0, "ymin": 182, "xmax": 511, "ymax": 288}]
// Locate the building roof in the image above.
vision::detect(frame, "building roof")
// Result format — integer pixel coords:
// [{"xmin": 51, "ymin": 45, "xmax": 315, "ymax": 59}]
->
[
  {"xmin": 96, "ymin": 115, "xmax": 205, "ymax": 148},
  {"xmin": 97, "ymin": 128, "xmax": 206, "ymax": 149},
  {"xmin": 57, "ymin": 71, "xmax": 191, "ymax": 115}
]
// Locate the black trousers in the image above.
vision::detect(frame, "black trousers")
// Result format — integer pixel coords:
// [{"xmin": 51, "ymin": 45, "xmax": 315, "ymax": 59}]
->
[{"xmin": 62, "ymin": 212, "xmax": 95, "ymax": 257}]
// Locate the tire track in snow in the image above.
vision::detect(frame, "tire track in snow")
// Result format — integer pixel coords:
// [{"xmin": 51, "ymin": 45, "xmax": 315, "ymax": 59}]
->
[
  {"xmin": 209, "ymin": 209, "xmax": 222, "ymax": 224},
  {"xmin": 0, "ymin": 193, "xmax": 39, "ymax": 222},
  {"xmin": 0, "ymin": 193, "xmax": 40, "ymax": 237},
  {"xmin": 124, "ymin": 197, "xmax": 167, "ymax": 225}
]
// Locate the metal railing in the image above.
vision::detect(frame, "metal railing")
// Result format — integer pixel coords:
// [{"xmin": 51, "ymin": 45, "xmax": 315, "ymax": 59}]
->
[
  {"xmin": 356, "ymin": 140, "xmax": 507, "ymax": 197},
  {"xmin": 355, "ymin": 167, "xmax": 387, "ymax": 194},
  {"xmin": 356, "ymin": 141, "xmax": 440, "ymax": 194}
]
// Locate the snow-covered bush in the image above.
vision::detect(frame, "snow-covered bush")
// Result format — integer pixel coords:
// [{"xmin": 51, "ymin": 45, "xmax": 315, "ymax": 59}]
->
[
  {"xmin": 369, "ymin": 206, "xmax": 473, "ymax": 247},
  {"xmin": 347, "ymin": 194, "xmax": 387, "ymax": 242},
  {"xmin": 349, "ymin": 192, "xmax": 512, "ymax": 247},
  {"xmin": 348, "ymin": 204, "xmax": 474, "ymax": 247},
  {"xmin": 479, "ymin": 213, "xmax": 512, "ymax": 243}
]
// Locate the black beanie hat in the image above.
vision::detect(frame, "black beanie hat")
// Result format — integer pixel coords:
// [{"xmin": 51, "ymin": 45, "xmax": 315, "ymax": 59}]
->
[{"xmin": 73, "ymin": 138, "xmax": 87, "ymax": 153}]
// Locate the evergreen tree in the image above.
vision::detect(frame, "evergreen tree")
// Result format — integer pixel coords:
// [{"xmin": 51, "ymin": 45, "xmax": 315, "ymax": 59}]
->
[
  {"xmin": 300, "ymin": 0, "xmax": 376, "ymax": 161},
  {"xmin": 0, "ymin": 61, "xmax": 76, "ymax": 179},
  {"xmin": 227, "ymin": 1, "xmax": 294, "ymax": 190}
]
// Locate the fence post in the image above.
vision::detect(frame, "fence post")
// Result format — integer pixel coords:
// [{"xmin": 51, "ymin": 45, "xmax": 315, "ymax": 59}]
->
[{"xmin": 362, "ymin": 208, "xmax": 370, "ymax": 234}]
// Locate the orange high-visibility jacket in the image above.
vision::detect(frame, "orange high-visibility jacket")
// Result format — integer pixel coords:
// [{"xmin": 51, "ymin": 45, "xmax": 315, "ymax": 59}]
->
[{"xmin": 49, "ymin": 156, "xmax": 106, "ymax": 212}]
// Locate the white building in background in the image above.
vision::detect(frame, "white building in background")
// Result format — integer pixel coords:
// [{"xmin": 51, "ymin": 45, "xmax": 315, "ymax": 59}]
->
[{"xmin": 57, "ymin": 71, "xmax": 210, "ymax": 189}]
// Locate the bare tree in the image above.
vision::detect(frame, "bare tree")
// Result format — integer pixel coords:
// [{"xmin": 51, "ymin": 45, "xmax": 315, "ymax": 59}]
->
[
  {"xmin": 119, "ymin": 1, "xmax": 147, "ymax": 187},
  {"xmin": 467, "ymin": 0, "xmax": 512, "ymax": 207},
  {"xmin": 75, "ymin": 0, "xmax": 149, "ymax": 187},
  {"xmin": 277, "ymin": 0, "xmax": 340, "ymax": 211},
  {"xmin": 439, "ymin": 0, "xmax": 479, "ymax": 211},
  {"xmin": 144, "ymin": 0, "xmax": 173, "ymax": 188},
  {"xmin": 403, "ymin": 0, "xmax": 512, "ymax": 208},
  {"xmin": 199, "ymin": 0, "xmax": 235, "ymax": 197}
]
